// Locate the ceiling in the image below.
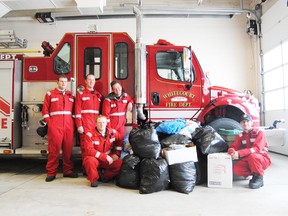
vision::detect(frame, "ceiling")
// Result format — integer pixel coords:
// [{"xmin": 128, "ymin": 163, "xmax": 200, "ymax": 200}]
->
[{"xmin": 0, "ymin": 0, "xmax": 263, "ymax": 22}]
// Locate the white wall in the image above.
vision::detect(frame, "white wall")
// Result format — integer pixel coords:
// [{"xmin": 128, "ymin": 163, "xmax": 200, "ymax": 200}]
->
[{"xmin": 0, "ymin": 13, "xmax": 259, "ymax": 97}]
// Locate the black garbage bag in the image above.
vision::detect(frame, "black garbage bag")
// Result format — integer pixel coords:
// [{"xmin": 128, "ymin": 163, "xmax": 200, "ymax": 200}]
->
[
  {"xmin": 129, "ymin": 126, "xmax": 161, "ymax": 159},
  {"xmin": 160, "ymin": 134, "xmax": 193, "ymax": 148},
  {"xmin": 195, "ymin": 150, "xmax": 208, "ymax": 185},
  {"xmin": 139, "ymin": 158, "xmax": 170, "ymax": 194},
  {"xmin": 156, "ymin": 132, "xmax": 171, "ymax": 142},
  {"xmin": 116, "ymin": 154, "xmax": 141, "ymax": 189},
  {"xmin": 192, "ymin": 125, "xmax": 228, "ymax": 154},
  {"xmin": 169, "ymin": 161, "xmax": 197, "ymax": 194}
]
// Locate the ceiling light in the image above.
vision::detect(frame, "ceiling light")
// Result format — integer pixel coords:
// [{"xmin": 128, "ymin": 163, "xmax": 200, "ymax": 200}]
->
[
  {"xmin": 75, "ymin": 0, "xmax": 106, "ymax": 14},
  {"xmin": 35, "ymin": 12, "xmax": 54, "ymax": 23}
]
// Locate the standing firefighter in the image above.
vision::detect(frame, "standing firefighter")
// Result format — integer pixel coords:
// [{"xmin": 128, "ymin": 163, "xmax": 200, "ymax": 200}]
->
[
  {"xmin": 81, "ymin": 115, "xmax": 123, "ymax": 187},
  {"xmin": 42, "ymin": 75, "xmax": 78, "ymax": 182},
  {"xmin": 74, "ymin": 74, "xmax": 103, "ymax": 138},
  {"xmin": 102, "ymin": 81, "xmax": 133, "ymax": 140},
  {"xmin": 228, "ymin": 114, "xmax": 271, "ymax": 189}
]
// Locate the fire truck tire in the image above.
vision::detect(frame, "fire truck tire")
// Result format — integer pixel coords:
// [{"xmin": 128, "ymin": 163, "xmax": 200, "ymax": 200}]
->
[{"xmin": 208, "ymin": 118, "xmax": 242, "ymax": 132}]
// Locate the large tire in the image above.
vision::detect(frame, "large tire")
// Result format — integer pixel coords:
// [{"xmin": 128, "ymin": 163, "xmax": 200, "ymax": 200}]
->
[{"xmin": 208, "ymin": 118, "xmax": 242, "ymax": 132}]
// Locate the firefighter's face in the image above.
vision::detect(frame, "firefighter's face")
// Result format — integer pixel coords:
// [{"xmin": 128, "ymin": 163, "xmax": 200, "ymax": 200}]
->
[
  {"xmin": 96, "ymin": 116, "xmax": 107, "ymax": 132},
  {"xmin": 57, "ymin": 78, "xmax": 68, "ymax": 90},
  {"xmin": 112, "ymin": 83, "xmax": 122, "ymax": 96},
  {"xmin": 85, "ymin": 75, "xmax": 96, "ymax": 89},
  {"xmin": 240, "ymin": 119, "xmax": 253, "ymax": 131}
]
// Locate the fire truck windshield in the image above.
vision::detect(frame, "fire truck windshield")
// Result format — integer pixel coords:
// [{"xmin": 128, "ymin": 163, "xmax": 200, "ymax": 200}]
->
[
  {"xmin": 156, "ymin": 51, "xmax": 189, "ymax": 82},
  {"xmin": 54, "ymin": 42, "xmax": 71, "ymax": 75}
]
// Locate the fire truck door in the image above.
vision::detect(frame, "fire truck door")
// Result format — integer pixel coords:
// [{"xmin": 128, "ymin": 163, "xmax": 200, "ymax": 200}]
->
[
  {"xmin": 76, "ymin": 35, "xmax": 111, "ymax": 96},
  {"xmin": 147, "ymin": 47, "xmax": 202, "ymax": 121}
]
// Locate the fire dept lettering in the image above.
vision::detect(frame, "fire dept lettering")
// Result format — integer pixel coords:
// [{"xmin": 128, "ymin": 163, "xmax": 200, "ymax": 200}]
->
[
  {"xmin": 165, "ymin": 102, "xmax": 192, "ymax": 107},
  {"xmin": 163, "ymin": 91, "xmax": 194, "ymax": 107},
  {"xmin": 171, "ymin": 96, "xmax": 187, "ymax": 102},
  {"xmin": 179, "ymin": 102, "xmax": 192, "ymax": 107},
  {"xmin": 163, "ymin": 91, "xmax": 195, "ymax": 99},
  {"xmin": 166, "ymin": 102, "xmax": 177, "ymax": 107},
  {"xmin": 0, "ymin": 54, "xmax": 16, "ymax": 60},
  {"xmin": 1, "ymin": 118, "xmax": 7, "ymax": 129}
]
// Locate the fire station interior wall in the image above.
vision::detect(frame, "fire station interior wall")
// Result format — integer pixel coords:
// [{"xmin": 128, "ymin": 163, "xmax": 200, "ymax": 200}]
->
[
  {"xmin": 0, "ymin": 13, "xmax": 258, "ymax": 97},
  {"xmin": 261, "ymin": 0, "xmax": 288, "ymax": 145}
]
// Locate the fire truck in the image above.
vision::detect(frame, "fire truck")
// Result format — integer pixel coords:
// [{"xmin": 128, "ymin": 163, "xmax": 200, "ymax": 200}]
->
[{"xmin": 0, "ymin": 12, "xmax": 260, "ymax": 157}]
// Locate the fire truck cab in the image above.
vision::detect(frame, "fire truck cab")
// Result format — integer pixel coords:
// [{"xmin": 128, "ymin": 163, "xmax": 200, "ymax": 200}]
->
[{"xmin": 0, "ymin": 31, "xmax": 260, "ymax": 157}]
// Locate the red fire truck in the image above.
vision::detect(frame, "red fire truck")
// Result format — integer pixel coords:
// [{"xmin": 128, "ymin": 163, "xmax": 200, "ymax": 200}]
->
[{"xmin": 0, "ymin": 24, "xmax": 260, "ymax": 157}]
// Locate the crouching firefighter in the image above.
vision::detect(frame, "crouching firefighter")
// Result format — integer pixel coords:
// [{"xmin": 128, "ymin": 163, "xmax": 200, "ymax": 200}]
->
[
  {"xmin": 81, "ymin": 115, "xmax": 123, "ymax": 187},
  {"xmin": 228, "ymin": 114, "xmax": 271, "ymax": 189}
]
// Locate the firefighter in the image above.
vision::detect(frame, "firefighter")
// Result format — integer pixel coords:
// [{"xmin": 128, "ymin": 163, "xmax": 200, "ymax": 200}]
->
[
  {"xmin": 228, "ymin": 114, "xmax": 271, "ymax": 189},
  {"xmin": 102, "ymin": 81, "xmax": 133, "ymax": 140},
  {"xmin": 42, "ymin": 75, "xmax": 78, "ymax": 182},
  {"xmin": 74, "ymin": 74, "xmax": 103, "ymax": 137},
  {"xmin": 81, "ymin": 115, "xmax": 123, "ymax": 187}
]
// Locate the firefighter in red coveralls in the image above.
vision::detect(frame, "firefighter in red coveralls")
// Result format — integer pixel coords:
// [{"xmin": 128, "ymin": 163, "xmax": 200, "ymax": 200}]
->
[
  {"xmin": 81, "ymin": 115, "xmax": 123, "ymax": 187},
  {"xmin": 42, "ymin": 75, "xmax": 78, "ymax": 182},
  {"xmin": 228, "ymin": 114, "xmax": 271, "ymax": 189},
  {"xmin": 75, "ymin": 74, "xmax": 103, "ymax": 137},
  {"xmin": 102, "ymin": 81, "xmax": 133, "ymax": 140}
]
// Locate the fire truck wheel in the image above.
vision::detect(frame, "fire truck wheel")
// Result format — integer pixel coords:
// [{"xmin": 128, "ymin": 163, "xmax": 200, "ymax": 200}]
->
[{"xmin": 208, "ymin": 118, "xmax": 242, "ymax": 132}]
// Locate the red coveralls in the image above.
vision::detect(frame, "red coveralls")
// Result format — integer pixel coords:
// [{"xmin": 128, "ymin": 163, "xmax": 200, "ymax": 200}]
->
[
  {"xmin": 228, "ymin": 128, "xmax": 271, "ymax": 177},
  {"xmin": 74, "ymin": 88, "xmax": 102, "ymax": 133},
  {"xmin": 42, "ymin": 88, "xmax": 75, "ymax": 177},
  {"xmin": 81, "ymin": 128, "xmax": 123, "ymax": 183},
  {"xmin": 102, "ymin": 92, "xmax": 133, "ymax": 139}
]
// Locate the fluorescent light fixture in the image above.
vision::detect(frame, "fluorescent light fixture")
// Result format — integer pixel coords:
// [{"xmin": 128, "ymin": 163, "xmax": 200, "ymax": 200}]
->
[{"xmin": 75, "ymin": 0, "xmax": 106, "ymax": 14}]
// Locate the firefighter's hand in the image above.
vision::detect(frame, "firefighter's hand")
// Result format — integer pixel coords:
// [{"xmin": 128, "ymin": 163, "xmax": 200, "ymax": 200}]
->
[
  {"xmin": 111, "ymin": 154, "xmax": 119, "ymax": 161},
  {"xmin": 127, "ymin": 102, "xmax": 133, "ymax": 112},
  {"xmin": 44, "ymin": 118, "xmax": 50, "ymax": 125},
  {"xmin": 228, "ymin": 148, "xmax": 235, "ymax": 155},
  {"xmin": 77, "ymin": 126, "xmax": 84, "ymax": 134},
  {"xmin": 231, "ymin": 151, "xmax": 239, "ymax": 160},
  {"xmin": 106, "ymin": 155, "xmax": 113, "ymax": 165}
]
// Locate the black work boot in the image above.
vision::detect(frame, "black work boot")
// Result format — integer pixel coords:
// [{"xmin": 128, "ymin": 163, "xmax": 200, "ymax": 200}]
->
[
  {"xmin": 91, "ymin": 180, "xmax": 99, "ymax": 187},
  {"xmin": 63, "ymin": 172, "xmax": 78, "ymax": 178},
  {"xmin": 249, "ymin": 173, "xmax": 264, "ymax": 189},
  {"xmin": 45, "ymin": 176, "xmax": 56, "ymax": 182},
  {"xmin": 98, "ymin": 168, "xmax": 109, "ymax": 183}
]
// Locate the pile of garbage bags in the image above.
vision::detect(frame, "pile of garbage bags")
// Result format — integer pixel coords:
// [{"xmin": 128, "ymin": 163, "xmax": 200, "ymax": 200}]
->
[{"xmin": 116, "ymin": 119, "xmax": 229, "ymax": 194}]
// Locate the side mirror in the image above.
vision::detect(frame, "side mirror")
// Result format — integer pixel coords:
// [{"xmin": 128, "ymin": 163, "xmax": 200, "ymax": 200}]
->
[
  {"xmin": 183, "ymin": 47, "xmax": 193, "ymax": 89},
  {"xmin": 183, "ymin": 47, "xmax": 191, "ymax": 75}
]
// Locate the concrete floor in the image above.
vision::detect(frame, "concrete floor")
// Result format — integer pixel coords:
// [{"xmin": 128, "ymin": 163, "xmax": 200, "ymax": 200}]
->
[{"xmin": 0, "ymin": 152, "xmax": 287, "ymax": 216}]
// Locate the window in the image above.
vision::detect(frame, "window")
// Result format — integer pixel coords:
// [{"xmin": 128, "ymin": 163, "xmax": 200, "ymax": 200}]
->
[
  {"xmin": 54, "ymin": 43, "xmax": 71, "ymax": 74},
  {"xmin": 263, "ymin": 39, "xmax": 288, "ymax": 111},
  {"xmin": 263, "ymin": 68, "xmax": 282, "ymax": 91},
  {"xmin": 284, "ymin": 65, "xmax": 288, "ymax": 87},
  {"xmin": 156, "ymin": 51, "xmax": 191, "ymax": 82},
  {"xmin": 263, "ymin": 46, "xmax": 281, "ymax": 71},
  {"xmin": 84, "ymin": 48, "xmax": 101, "ymax": 79},
  {"xmin": 283, "ymin": 40, "xmax": 288, "ymax": 64},
  {"xmin": 264, "ymin": 90, "xmax": 285, "ymax": 110},
  {"xmin": 114, "ymin": 42, "xmax": 128, "ymax": 79}
]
